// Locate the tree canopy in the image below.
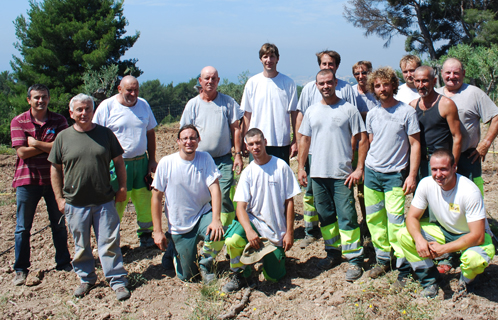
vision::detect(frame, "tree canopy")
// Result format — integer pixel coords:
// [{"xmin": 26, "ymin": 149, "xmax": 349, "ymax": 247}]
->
[
  {"xmin": 11, "ymin": 0, "xmax": 140, "ymax": 114},
  {"xmin": 343, "ymin": 0, "xmax": 498, "ymax": 60}
]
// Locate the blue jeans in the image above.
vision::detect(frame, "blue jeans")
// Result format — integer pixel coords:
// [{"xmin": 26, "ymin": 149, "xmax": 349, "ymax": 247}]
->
[
  {"xmin": 14, "ymin": 185, "xmax": 71, "ymax": 272},
  {"xmin": 65, "ymin": 200, "xmax": 128, "ymax": 290}
]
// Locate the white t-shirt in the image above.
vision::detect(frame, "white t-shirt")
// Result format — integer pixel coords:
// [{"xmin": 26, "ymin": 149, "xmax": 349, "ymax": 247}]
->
[
  {"xmin": 411, "ymin": 174, "xmax": 486, "ymax": 234},
  {"xmin": 180, "ymin": 93, "xmax": 243, "ymax": 158},
  {"xmin": 298, "ymin": 100, "xmax": 366, "ymax": 179},
  {"xmin": 297, "ymin": 79, "xmax": 357, "ymax": 115},
  {"xmin": 437, "ymin": 84, "xmax": 498, "ymax": 151},
  {"xmin": 93, "ymin": 96, "xmax": 157, "ymax": 158},
  {"xmin": 395, "ymin": 83, "xmax": 420, "ymax": 105},
  {"xmin": 352, "ymin": 84, "xmax": 379, "ymax": 113},
  {"xmin": 366, "ymin": 102, "xmax": 420, "ymax": 173},
  {"xmin": 241, "ymin": 72, "xmax": 297, "ymax": 147},
  {"xmin": 152, "ymin": 151, "xmax": 221, "ymax": 235},
  {"xmin": 234, "ymin": 156, "xmax": 301, "ymax": 246}
]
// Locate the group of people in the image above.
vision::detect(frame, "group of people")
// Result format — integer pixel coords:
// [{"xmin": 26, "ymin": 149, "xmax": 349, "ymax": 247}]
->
[{"xmin": 10, "ymin": 42, "xmax": 497, "ymax": 301}]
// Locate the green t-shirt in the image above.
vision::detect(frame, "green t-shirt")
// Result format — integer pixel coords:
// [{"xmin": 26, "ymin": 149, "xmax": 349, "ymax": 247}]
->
[{"xmin": 48, "ymin": 124, "xmax": 124, "ymax": 206}]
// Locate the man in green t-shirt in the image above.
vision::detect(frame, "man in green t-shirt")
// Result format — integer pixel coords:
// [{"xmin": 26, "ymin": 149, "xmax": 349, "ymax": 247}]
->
[{"xmin": 49, "ymin": 93, "xmax": 130, "ymax": 301}]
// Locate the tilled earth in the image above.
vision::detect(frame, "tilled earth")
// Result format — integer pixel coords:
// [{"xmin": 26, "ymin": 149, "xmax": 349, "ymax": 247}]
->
[{"xmin": 0, "ymin": 123, "xmax": 498, "ymax": 319}]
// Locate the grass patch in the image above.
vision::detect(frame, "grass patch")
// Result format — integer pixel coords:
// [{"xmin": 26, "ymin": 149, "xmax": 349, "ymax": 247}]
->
[
  {"xmin": 0, "ymin": 144, "xmax": 15, "ymax": 155},
  {"xmin": 342, "ymin": 272, "xmax": 441, "ymax": 320},
  {"xmin": 186, "ymin": 280, "xmax": 227, "ymax": 320}
]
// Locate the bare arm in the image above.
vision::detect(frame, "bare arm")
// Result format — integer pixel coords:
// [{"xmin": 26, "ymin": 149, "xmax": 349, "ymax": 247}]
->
[
  {"xmin": 236, "ymin": 201, "xmax": 261, "ymax": 249},
  {"xmin": 207, "ymin": 180, "xmax": 224, "ymax": 241},
  {"xmin": 112, "ymin": 155, "xmax": 127, "ymax": 203},
  {"xmin": 50, "ymin": 163, "xmax": 65, "ymax": 212},
  {"xmin": 297, "ymin": 135, "xmax": 311, "ymax": 187},
  {"xmin": 282, "ymin": 198, "xmax": 295, "ymax": 251},
  {"xmin": 229, "ymin": 121, "xmax": 243, "ymax": 174},
  {"xmin": 290, "ymin": 110, "xmax": 299, "ymax": 158},
  {"xmin": 295, "ymin": 112, "xmax": 304, "ymax": 149},
  {"xmin": 440, "ymin": 98, "xmax": 462, "ymax": 164},
  {"xmin": 429, "ymin": 219, "xmax": 486, "ymax": 257},
  {"xmin": 241, "ymin": 112, "xmax": 252, "ymax": 157},
  {"xmin": 405, "ymin": 204, "xmax": 435, "ymax": 259},
  {"xmin": 345, "ymin": 131, "xmax": 368, "ymax": 188},
  {"xmin": 475, "ymin": 115, "xmax": 498, "ymax": 162},
  {"xmin": 15, "ymin": 146, "xmax": 44, "ymax": 159},
  {"xmin": 403, "ymin": 133, "xmax": 421, "ymax": 195},
  {"xmin": 146, "ymin": 129, "xmax": 157, "ymax": 173},
  {"xmin": 27, "ymin": 136, "xmax": 53, "ymax": 154},
  {"xmin": 151, "ymin": 189, "xmax": 168, "ymax": 251}
]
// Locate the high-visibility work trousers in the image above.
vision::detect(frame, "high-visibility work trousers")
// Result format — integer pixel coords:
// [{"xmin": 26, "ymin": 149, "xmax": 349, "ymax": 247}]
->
[
  {"xmin": 457, "ymin": 148, "xmax": 484, "ymax": 196},
  {"xmin": 312, "ymin": 178, "xmax": 363, "ymax": 265},
  {"xmin": 364, "ymin": 167, "xmax": 407, "ymax": 266},
  {"xmin": 224, "ymin": 221, "xmax": 286, "ymax": 282},
  {"xmin": 397, "ymin": 222, "xmax": 495, "ymax": 287},
  {"xmin": 110, "ymin": 153, "xmax": 152, "ymax": 236},
  {"xmin": 303, "ymin": 155, "xmax": 319, "ymax": 236}
]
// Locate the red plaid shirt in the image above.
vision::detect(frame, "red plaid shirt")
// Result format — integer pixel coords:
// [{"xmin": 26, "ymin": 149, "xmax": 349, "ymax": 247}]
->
[{"xmin": 11, "ymin": 109, "xmax": 68, "ymax": 188}]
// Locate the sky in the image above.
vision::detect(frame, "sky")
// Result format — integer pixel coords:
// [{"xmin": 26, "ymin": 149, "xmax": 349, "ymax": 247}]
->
[{"xmin": 0, "ymin": 0, "xmax": 409, "ymax": 86}]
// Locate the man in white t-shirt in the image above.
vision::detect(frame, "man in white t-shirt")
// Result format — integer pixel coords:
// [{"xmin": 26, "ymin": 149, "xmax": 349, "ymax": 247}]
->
[
  {"xmin": 397, "ymin": 149, "xmax": 495, "ymax": 298},
  {"xmin": 223, "ymin": 128, "xmax": 301, "ymax": 292},
  {"xmin": 151, "ymin": 125, "xmax": 225, "ymax": 283},
  {"xmin": 294, "ymin": 50, "xmax": 358, "ymax": 249},
  {"xmin": 180, "ymin": 66, "xmax": 244, "ymax": 227},
  {"xmin": 93, "ymin": 75, "xmax": 158, "ymax": 247},
  {"xmin": 241, "ymin": 43, "xmax": 298, "ymax": 164},
  {"xmin": 298, "ymin": 69, "xmax": 368, "ymax": 282},
  {"xmin": 395, "ymin": 55, "xmax": 421, "ymax": 105},
  {"xmin": 436, "ymin": 58, "xmax": 498, "ymax": 196}
]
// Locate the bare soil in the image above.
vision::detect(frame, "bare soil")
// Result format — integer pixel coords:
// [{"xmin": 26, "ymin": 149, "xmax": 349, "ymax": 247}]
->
[{"xmin": 0, "ymin": 123, "xmax": 498, "ymax": 319}]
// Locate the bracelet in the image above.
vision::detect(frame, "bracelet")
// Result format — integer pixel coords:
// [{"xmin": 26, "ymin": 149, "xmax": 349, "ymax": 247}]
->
[
  {"xmin": 298, "ymin": 168, "xmax": 305, "ymax": 172},
  {"xmin": 235, "ymin": 152, "xmax": 242, "ymax": 155}
]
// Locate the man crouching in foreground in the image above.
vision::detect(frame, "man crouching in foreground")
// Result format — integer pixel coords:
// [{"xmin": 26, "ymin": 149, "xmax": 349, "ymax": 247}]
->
[
  {"xmin": 223, "ymin": 128, "xmax": 301, "ymax": 292},
  {"xmin": 151, "ymin": 124, "xmax": 225, "ymax": 283},
  {"xmin": 397, "ymin": 148, "xmax": 495, "ymax": 298}
]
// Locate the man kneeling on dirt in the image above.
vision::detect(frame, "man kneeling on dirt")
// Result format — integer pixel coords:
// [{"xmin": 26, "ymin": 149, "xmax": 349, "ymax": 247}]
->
[
  {"xmin": 223, "ymin": 128, "xmax": 301, "ymax": 292},
  {"xmin": 49, "ymin": 94, "xmax": 130, "ymax": 301},
  {"xmin": 151, "ymin": 124, "xmax": 225, "ymax": 283},
  {"xmin": 397, "ymin": 148, "xmax": 495, "ymax": 298}
]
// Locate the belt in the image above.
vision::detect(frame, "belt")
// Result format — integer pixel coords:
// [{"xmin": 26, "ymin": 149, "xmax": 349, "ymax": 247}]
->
[{"xmin": 123, "ymin": 153, "xmax": 147, "ymax": 162}]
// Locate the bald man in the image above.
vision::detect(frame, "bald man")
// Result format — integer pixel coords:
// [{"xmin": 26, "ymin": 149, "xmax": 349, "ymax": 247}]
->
[
  {"xmin": 93, "ymin": 75, "xmax": 158, "ymax": 247},
  {"xmin": 180, "ymin": 66, "xmax": 244, "ymax": 227}
]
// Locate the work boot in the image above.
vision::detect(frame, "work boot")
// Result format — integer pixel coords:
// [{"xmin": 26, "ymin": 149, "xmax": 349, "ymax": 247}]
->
[
  {"xmin": 115, "ymin": 286, "xmax": 131, "ymax": 301},
  {"xmin": 365, "ymin": 264, "xmax": 390, "ymax": 279},
  {"xmin": 345, "ymin": 264, "xmax": 363, "ymax": 282},
  {"xmin": 200, "ymin": 268, "xmax": 216, "ymax": 285},
  {"xmin": 222, "ymin": 272, "xmax": 251, "ymax": 293},
  {"xmin": 74, "ymin": 283, "xmax": 96, "ymax": 298},
  {"xmin": 317, "ymin": 252, "xmax": 340, "ymax": 270},
  {"xmin": 13, "ymin": 271, "xmax": 28, "ymax": 286},
  {"xmin": 421, "ymin": 283, "xmax": 439, "ymax": 298},
  {"xmin": 139, "ymin": 232, "xmax": 156, "ymax": 248},
  {"xmin": 299, "ymin": 235, "xmax": 317, "ymax": 249}
]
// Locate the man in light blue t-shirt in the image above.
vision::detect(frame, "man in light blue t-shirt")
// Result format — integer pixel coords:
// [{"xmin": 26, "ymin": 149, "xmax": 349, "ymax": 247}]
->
[{"xmin": 297, "ymin": 69, "xmax": 368, "ymax": 282}]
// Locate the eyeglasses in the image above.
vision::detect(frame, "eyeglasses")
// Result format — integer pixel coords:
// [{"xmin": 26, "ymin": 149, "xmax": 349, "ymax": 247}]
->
[{"xmin": 354, "ymin": 71, "xmax": 368, "ymax": 76}]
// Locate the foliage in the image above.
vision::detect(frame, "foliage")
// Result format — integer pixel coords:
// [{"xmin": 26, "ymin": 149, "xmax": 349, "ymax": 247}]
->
[
  {"xmin": 440, "ymin": 43, "xmax": 498, "ymax": 96},
  {"xmin": 82, "ymin": 64, "xmax": 119, "ymax": 102},
  {"xmin": 343, "ymin": 0, "xmax": 498, "ymax": 60},
  {"xmin": 11, "ymin": 0, "xmax": 141, "ymax": 115},
  {"xmin": 218, "ymin": 70, "xmax": 250, "ymax": 104}
]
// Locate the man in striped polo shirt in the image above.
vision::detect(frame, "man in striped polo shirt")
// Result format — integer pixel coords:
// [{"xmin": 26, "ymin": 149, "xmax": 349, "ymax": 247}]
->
[{"xmin": 10, "ymin": 84, "xmax": 71, "ymax": 286}]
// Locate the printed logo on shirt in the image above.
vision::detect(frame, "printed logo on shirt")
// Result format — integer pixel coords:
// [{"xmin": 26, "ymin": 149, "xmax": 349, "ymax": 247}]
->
[
  {"xmin": 46, "ymin": 128, "xmax": 55, "ymax": 135},
  {"xmin": 449, "ymin": 203, "xmax": 460, "ymax": 213}
]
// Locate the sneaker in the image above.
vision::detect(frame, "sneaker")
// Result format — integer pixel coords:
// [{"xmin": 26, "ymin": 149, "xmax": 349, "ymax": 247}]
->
[
  {"xmin": 421, "ymin": 283, "xmax": 439, "ymax": 298},
  {"xmin": 317, "ymin": 255, "xmax": 338, "ymax": 270},
  {"xmin": 299, "ymin": 235, "xmax": 317, "ymax": 249},
  {"xmin": 345, "ymin": 264, "xmax": 363, "ymax": 282},
  {"xmin": 222, "ymin": 272, "xmax": 249, "ymax": 293},
  {"xmin": 200, "ymin": 268, "xmax": 216, "ymax": 285},
  {"xmin": 139, "ymin": 233, "xmax": 156, "ymax": 248},
  {"xmin": 437, "ymin": 263, "xmax": 451, "ymax": 274},
  {"xmin": 13, "ymin": 271, "xmax": 28, "ymax": 286},
  {"xmin": 365, "ymin": 264, "xmax": 389, "ymax": 279},
  {"xmin": 115, "ymin": 286, "xmax": 131, "ymax": 301},
  {"xmin": 74, "ymin": 283, "xmax": 96, "ymax": 297}
]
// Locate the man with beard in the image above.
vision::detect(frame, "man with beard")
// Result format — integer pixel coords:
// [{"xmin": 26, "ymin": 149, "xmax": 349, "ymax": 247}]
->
[
  {"xmin": 396, "ymin": 55, "xmax": 421, "ymax": 104},
  {"xmin": 363, "ymin": 67, "xmax": 420, "ymax": 281},
  {"xmin": 409, "ymin": 66, "xmax": 462, "ymax": 178}
]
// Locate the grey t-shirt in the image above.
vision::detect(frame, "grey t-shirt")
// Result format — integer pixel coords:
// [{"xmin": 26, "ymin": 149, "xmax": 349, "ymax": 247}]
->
[
  {"xmin": 352, "ymin": 84, "xmax": 379, "ymax": 113},
  {"xmin": 48, "ymin": 125, "xmax": 124, "ymax": 207},
  {"xmin": 437, "ymin": 84, "xmax": 498, "ymax": 151},
  {"xmin": 365, "ymin": 102, "xmax": 420, "ymax": 173},
  {"xmin": 297, "ymin": 79, "xmax": 357, "ymax": 115},
  {"xmin": 180, "ymin": 93, "xmax": 243, "ymax": 158},
  {"xmin": 299, "ymin": 100, "xmax": 366, "ymax": 179}
]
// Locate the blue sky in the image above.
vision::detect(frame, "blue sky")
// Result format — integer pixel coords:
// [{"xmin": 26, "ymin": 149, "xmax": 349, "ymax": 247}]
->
[{"xmin": 1, "ymin": 0, "xmax": 408, "ymax": 86}]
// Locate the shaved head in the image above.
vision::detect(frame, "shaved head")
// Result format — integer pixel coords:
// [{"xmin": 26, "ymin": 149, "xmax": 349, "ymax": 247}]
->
[
  {"xmin": 199, "ymin": 66, "xmax": 220, "ymax": 96},
  {"xmin": 200, "ymin": 66, "xmax": 218, "ymax": 78},
  {"xmin": 442, "ymin": 58, "xmax": 464, "ymax": 72},
  {"xmin": 117, "ymin": 75, "xmax": 139, "ymax": 106}
]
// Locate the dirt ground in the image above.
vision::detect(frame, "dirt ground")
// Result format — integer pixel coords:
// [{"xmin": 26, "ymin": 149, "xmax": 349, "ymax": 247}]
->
[{"xmin": 1, "ymin": 123, "xmax": 498, "ymax": 319}]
